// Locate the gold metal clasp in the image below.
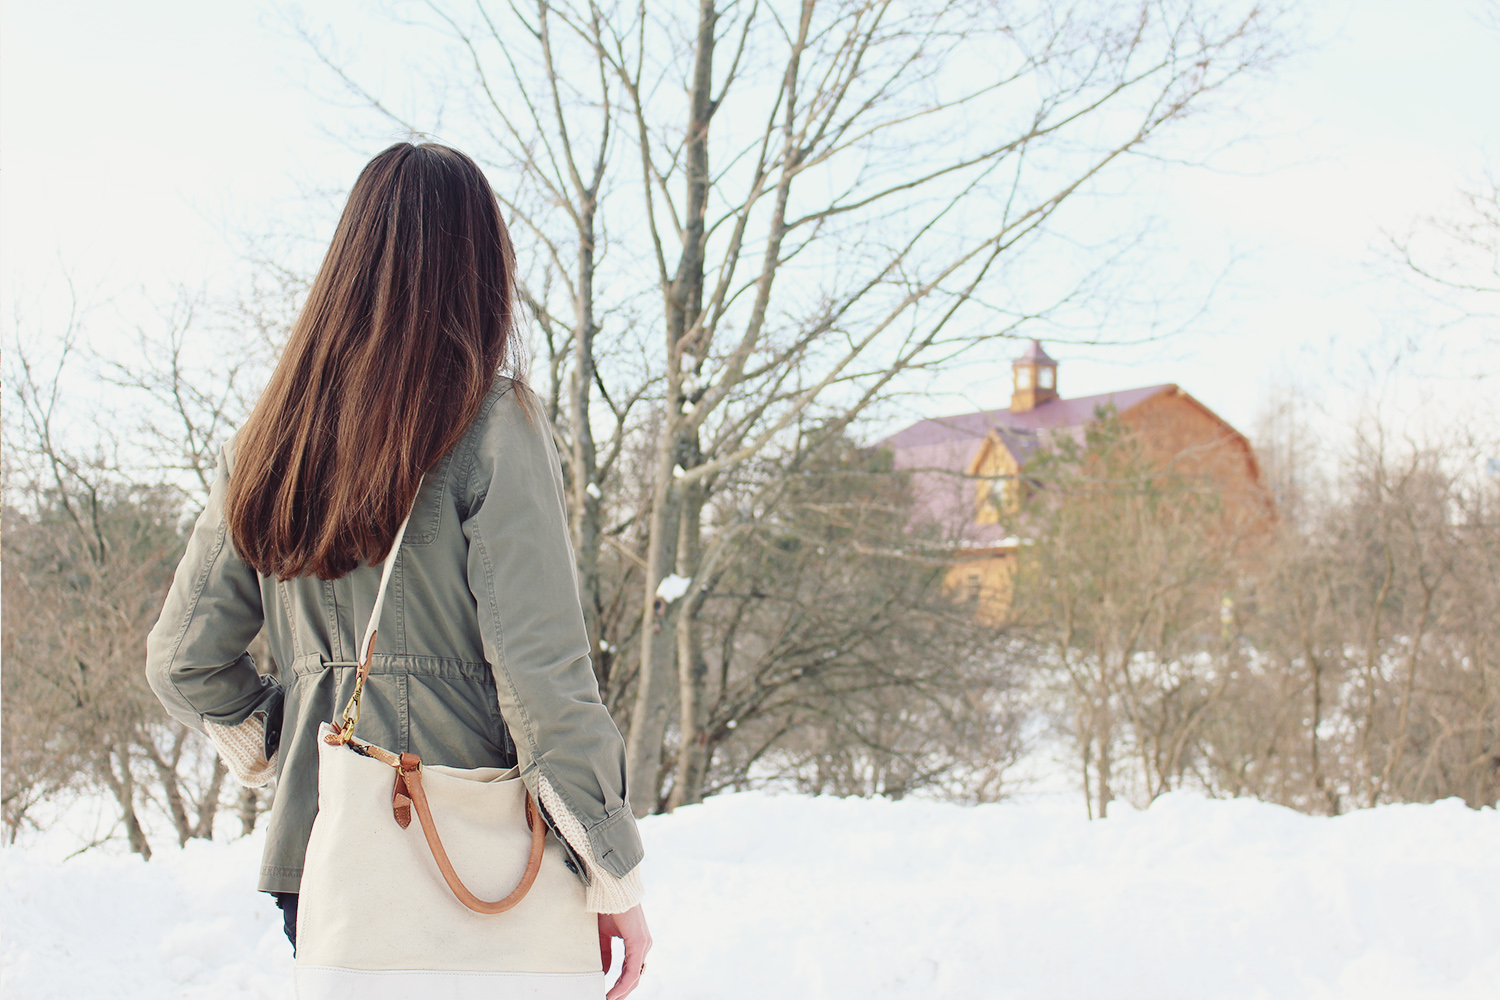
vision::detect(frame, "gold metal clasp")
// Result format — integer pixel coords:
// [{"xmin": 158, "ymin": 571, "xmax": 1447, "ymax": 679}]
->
[
  {"xmin": 334, "ymin": 675, "xmax": 366, "ymax": 741},
  {"xmin": 331, "ymin": 631, "xmax": 377, "ymax": 743}
]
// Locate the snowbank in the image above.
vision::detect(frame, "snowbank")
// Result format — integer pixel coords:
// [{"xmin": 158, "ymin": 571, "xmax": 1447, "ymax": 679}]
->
[{"xmin": 4, "ymin": 791, "xmax": 1498, "ymax": 999}]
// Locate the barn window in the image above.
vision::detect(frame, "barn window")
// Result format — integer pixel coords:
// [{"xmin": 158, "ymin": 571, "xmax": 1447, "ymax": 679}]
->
[{"xmin": 988, "ymin": 474, "xmax": 1018, "ymax": 512}]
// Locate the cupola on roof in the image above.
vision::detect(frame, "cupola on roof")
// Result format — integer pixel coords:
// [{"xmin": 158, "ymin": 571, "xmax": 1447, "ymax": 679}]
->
[
  {"xmin": 1010, "ymin": 339, "xmax": 1059, "ymax": 413},
  {"xmin": 1016, "ymin": 339, "xmax": 1057, "ymax": 364}
]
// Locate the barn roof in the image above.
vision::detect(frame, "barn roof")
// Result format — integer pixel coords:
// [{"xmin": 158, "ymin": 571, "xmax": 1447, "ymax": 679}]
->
[
  {"xmin": 882, "ymin": 384, "xmax": 1174, "ymax": 451},
  {"xmin": 879, "ymin": 384, "xmax": 1176, "ymax": 548}
]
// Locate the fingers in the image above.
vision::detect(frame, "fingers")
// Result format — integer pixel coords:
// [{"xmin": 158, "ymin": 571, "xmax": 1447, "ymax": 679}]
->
[
  {"xmin": 604, "ymin": 948, "xmax": 644, "ymax": 1000},
  {"xmin": 598, "ymin": 920, "xmax": 613, "ymax": 977},
  {"xmin": 604, "ymin": 907, "xmax": 652, "ymax": 1000}
]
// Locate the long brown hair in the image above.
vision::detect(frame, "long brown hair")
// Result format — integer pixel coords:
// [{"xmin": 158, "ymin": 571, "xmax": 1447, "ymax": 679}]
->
[{"xmin": 227, "ymin": 142, "xmax": 521, "ymax": 580}]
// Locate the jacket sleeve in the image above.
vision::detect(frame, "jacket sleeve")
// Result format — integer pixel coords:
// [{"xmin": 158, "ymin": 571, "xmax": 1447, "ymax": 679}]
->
[
  {"xmin": 459, "ymin": 386, "xmax": 644, "ymax": 886},
  {"xmin": 145, "ymin": 445, "xmax": 282, "ymax": 739}
]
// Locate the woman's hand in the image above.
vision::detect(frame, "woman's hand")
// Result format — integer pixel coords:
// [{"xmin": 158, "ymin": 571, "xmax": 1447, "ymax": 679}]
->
[{"xmin": 598, "ymin": 904, "xmax": 652, "ymax": 999}]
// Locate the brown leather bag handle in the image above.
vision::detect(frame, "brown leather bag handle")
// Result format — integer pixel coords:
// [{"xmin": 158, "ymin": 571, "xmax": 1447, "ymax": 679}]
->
[{"xmin": 392, "ymin": 754, "xmax": 547, "ymax": 914}]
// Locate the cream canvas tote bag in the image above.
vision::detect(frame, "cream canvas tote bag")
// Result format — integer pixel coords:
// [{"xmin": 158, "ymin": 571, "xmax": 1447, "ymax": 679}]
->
[{"xmin": 293, "ymin": 492, "xmax": 603, "ymax": 999}]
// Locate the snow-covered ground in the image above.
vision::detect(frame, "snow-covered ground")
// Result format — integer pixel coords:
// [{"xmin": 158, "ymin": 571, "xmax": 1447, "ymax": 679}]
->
[{"xmin": 3, "ymin": 790, "xmax": 1498, "ymax": 999}]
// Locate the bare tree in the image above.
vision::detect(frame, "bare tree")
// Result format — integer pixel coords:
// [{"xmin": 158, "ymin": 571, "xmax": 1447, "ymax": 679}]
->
[
  {"xmin": 677, "ymin": 427, "xmax": 1025, "ymax": 805},
  {"xmin": 1013, "ymin": 413, "xmax": 1253, "ymax": 817},
  {"xmin": 3, "ymin": 330, "xmax": 193, "ymax": 854},
  {"xmin": 303, "ymin": 0, "xmax": 1289, "ymax": 813},
  {"xmin": 1222, "ymin": 419, "xmax": 1500, "ymax": 813},
  {"xmin": 1387, "ymin": 11, "xmax": 1499, "ymax": 330},
  {"xmin": 1390, "ymin": 169, "xmax": 1500, "ymax": 322},
  {"xmin": 2, "ymin": 287, "xmax": 275, "ymax": 852}
]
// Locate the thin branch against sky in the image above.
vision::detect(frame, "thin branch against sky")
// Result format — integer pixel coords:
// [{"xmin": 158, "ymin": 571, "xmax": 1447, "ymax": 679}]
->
[{"xmin": 0, "ymin": 0, "xmax": 1496, "ymax": 440}]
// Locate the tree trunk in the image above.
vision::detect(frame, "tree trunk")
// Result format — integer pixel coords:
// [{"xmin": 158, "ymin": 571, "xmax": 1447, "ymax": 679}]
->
[
  {"xmin": 192, "ymin": 756, "xmax": 228, "ymax": 840},
  {"xmin": 569, "ymin": 200, "xmax": 607, "ymax": 694},
  {"xmin": 1380, "ymin": 583, "xmax": 1437, "ymax": 802},
  {"xmin": 238, "ymin": 785, "xmax": 260, "ymax": 837},
  {"xmin": 100, "ymin": 750, "xmax": 151, "ymax": 860},
  {"xmin": 1360, "ymin": 545, "xmax": 1395, "ymax": 808},
  {"xmin": 1309, "ymin": 649, "xmax": 1339, "ymax": 815},
  {"xmin": 147, "ymin": 730, "xmax": 193, "ymax": 847},
  {"xmin": 1080, "ymin": 715, "xmax": 1094, "ymax": 821},
  {"xmin": 668, "ymin": 482, "xmax": 711, "ymax": 809},
  {"xmin": 1095, "ymin": 708, "xmax": 1115, "ymax": 820},
  {"xmin": 625, "ymin": 0, "xmax": 716, "ymax": 815},
  {"xmin": 624, "ymin": 456, "xmax": 683, "ymax": 815}
]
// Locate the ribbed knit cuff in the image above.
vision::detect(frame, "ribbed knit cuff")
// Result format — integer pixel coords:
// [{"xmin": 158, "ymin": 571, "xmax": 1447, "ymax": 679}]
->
[
  {"xmin": 536, "ymin": 775, "xmax": 645, "ymax": 914},
  {"xmin": 583, "ymin": 861, "xmax": 645, "ymax": 914},
  {"xmin": 205, "ymin": 715, "xmax": 278, "ymax": 788}
]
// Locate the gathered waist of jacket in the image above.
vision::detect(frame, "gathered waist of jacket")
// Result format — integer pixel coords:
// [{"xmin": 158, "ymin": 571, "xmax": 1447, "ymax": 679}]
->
[{"xmin": 288, "ymin": 652, "xmax": 492, "ymax": 681}]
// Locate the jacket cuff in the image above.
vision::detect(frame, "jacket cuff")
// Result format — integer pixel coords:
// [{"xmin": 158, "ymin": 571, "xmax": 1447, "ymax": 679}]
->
[
  {"xmin": 205, "ymin": 714, "xmax": 278, "ymax": 788},
  {"xmin": 536, "ymin": 775, "xmax": 645, "ymax": 914}
]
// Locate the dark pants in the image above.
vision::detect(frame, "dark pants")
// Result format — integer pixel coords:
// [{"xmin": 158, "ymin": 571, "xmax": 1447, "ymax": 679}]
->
[{"xmin": 273, "ymin": 892, "xmax": 298, "ymax": 952}]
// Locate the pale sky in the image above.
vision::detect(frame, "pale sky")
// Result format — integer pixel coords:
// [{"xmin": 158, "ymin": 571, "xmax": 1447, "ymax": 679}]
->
[{"xmin": 3, "ymin": 1, "xmax": 1498, "ymax": 453}]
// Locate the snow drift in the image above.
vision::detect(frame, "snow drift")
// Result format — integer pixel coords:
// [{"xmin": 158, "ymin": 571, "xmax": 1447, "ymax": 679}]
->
[{"xmin": 3, "ymin": 790, "xmax": 1497, "ymax": 999}]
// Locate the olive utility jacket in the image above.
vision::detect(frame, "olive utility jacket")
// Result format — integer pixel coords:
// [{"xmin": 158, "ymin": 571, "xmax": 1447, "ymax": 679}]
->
[{"xmin": 145, "ymin": 379, "xmax": 643, "ymax": 894}]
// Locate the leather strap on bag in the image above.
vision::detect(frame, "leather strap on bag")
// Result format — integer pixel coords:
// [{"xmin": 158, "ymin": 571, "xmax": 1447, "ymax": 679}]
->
[
  {"xmin": 393, "ymin": 755, "xmax": 547, "ymax": 914},
  {"xmin": 319, "ymin": 475, "xmax": 548, "ymax": 915}
]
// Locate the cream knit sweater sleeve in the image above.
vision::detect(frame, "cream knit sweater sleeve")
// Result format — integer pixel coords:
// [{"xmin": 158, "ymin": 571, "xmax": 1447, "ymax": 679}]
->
[
  {"xmin": 204, "ymin": 715, "xmax": 278, "ymax": 788},
  {"xmin": 537, "ymin": 776, "xmax": 645, "ymax": 914}
]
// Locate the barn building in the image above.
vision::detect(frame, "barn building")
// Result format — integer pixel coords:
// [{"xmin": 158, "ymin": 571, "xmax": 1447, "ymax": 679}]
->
[{"xmin": 881, "ymin": 340, "xmax": 1275, "ymax": 616}]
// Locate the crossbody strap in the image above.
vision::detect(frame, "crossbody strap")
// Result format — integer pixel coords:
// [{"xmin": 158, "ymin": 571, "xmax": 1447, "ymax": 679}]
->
[
  {"xmin": 329, "ymin": 475, "xmax": 423, "ymax": 742},
  {"xmin": 358, "ymin": 485, "xmax": 420, "ymax": 666}
]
